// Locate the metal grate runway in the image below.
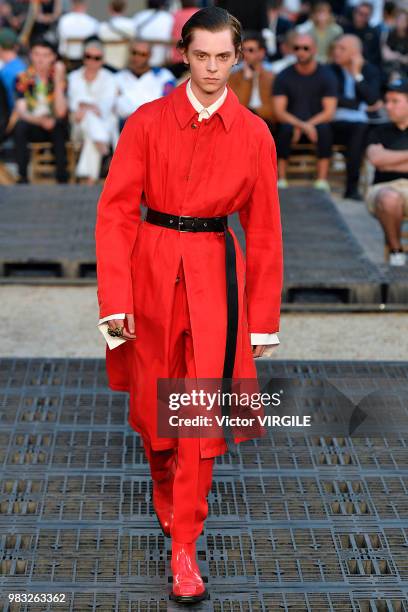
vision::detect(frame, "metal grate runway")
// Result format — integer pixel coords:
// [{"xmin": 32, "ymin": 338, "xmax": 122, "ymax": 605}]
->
[{"xmin": 1, "ymin": 358, "xmax": 408, "ymax": 611}]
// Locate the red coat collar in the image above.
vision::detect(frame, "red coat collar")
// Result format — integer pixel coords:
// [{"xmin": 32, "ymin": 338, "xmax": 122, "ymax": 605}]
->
[{"xmin": 170, "ymin": 78, "xmax": 239, "ymax": 132}]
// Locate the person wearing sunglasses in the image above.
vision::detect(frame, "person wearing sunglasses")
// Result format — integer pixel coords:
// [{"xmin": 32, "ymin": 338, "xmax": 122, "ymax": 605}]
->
[
  {"xmin": 343, "ymin": 1, "xmax": 382, "ymax": 67},
  {"xmin": 228, "ymin": 30, "xmax": 275, "ymax": 123},
  {"xmin": 273, "ymin": 32, "xmax": 337, "ymax": 190},
  {"xmin": 67, "ymin": 38, "xmax": 118, "ymax": 185},
  {"xmin": 114, "ymin": 40, "xmax": 176, "ymax": 129}
]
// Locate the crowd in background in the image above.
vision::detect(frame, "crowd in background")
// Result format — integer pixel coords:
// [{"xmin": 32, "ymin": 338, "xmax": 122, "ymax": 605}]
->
[{"xmin": 0, "ymin": 0, "xmax": 407, "ymax": 264}]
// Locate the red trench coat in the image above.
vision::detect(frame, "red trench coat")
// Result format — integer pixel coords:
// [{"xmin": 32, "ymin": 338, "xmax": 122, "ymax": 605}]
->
[{"xmin": 95, "ymin": 79, "xmax": 283, "ymax": 458}]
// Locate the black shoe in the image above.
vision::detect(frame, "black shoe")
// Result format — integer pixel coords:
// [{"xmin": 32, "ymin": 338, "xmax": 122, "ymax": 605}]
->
[
  {"xmin": 16, "ymin": 176, "xmax": 28, "ymax": 184},
  {"xmin": 344, "ymin": 188, "xmax": 363, "ymax": 201},
  {"xmin": 169, "ymin": 587, "xmax": 209, "ymax": 604}
]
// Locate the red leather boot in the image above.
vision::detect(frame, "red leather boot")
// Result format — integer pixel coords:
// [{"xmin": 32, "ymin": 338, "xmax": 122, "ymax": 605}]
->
[
  {"xmin": 152, "ymin": 459, "xmax": 176, "ymax": 538},
  {"xmin": 170, "ymin": 540, "xmax": 208, "ymax": 603}
]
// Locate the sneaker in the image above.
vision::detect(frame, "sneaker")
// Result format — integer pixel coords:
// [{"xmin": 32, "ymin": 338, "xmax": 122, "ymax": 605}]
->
[
  {"xmin": 389, "ymin": 250, "xmax": 406, "ymax": 266},
  {"xmin": 313, "ymin": 179, "xmax": 330, "ymax": 192},
  {"xmin": 277, "ymin": 178, "xmax": 289, "ymax": 189}
]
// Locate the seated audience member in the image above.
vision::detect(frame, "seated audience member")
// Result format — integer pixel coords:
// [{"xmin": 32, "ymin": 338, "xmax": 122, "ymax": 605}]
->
[
  {"xmin": 67, "ymin": 39, "xmax": 118, "ymax": 185},
  {"xmin": 262, "ymin": 0, "xmax": 293, "ymax": 61},
  {"xmin": 57, "ymin": 0, "xmax": 99, "ymax": 69},
  {"xmin": 29, "ymin": 0, "xmax": 63, "ymax": 47},
  {"xmin": 168, "ymin": 0, "xmax": 199, "ymax": 78},
  {"xmin": 273, "ymin": 32, "xmax": 337, "ymax": 190},
  {"xmin": 379, "ymin": 1, "xmax": 398, "ymax": 37},
  {"xmin": 0, "ymin": 1, "xmax": 25, "ymax": 33},
  {"xmin": 330, "ymin": 34, "xmax": 381, "ymax": 199},
  {"xmin": 269, "ymin": 30, "xmax": 297, "ymax": 74},
  {"xmin": 343, "ymin": 2, "xmax": 382, "ymax": 67},
  {"xmin": 0, "ymin": 27, "xmax": 26, "ymax": 112},
  {"xmin": 98, "ymin": 0, "xmax": 134, "ymax": 71},
  {"xmin": 115, "ymin": 40, "xmax": 176, "ymax": 128},
  {"xmin": 296, "ymin": 2, "xmax": 343, "ymax": 63},
  {"xmin": 228, "ymin": 32, "xmax": 275, "ymax": 123},
  {"xmin": 381, "ymin": 8, "xmax": 408, "ymax": 82},
  {"xmin": 365, "ymin": 78, "xmax": 408, "ymax": 266},
  {"xmin": 0, "ymin": 77, "xmax": 10, "ymax": 141},
  {"xmin": 13, "ymin": 38, "xmax": 69, "ymax": 183},
  {"xmin": 132, "ymin": 0, "xmax": 174, "ymax": 68}
]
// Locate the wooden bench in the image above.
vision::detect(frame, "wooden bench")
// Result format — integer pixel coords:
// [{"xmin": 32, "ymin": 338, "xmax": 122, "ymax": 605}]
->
[
  {"xmin": 0, "ymin": 162, "xmax": 16, "ymax": 185},
  {"xmin": 286, "ymin": 143, "xmax": 369, "ymax": 194},
  {"xmin": 29, "ymin": 141, "xmax": 79, "ymax": 184}
]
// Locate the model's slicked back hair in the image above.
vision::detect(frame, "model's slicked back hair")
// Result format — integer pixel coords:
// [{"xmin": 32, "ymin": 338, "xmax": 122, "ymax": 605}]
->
[{"xmin": 176, "ymin": 6, "xmax": 242, "ymax": 57}]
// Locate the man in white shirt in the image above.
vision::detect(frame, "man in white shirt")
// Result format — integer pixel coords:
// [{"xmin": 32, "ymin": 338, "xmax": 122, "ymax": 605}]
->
[
  {"xmin": 115, "ymin": 40, "xmax": 176, "ymax": 125},
  {"xmin": 98, "ymin": 74, "xmax": 280, "ymax": 354},
  {"xmin": 98, "ymin": 0, "xmax": 134, "ymax": 71},
  {"xmin": 57, "ymin": 0, "xmax": 99, "ymax": 64},
  {"xmin": 132, "ymin": 0, "xmax": 174, "ymax": 67},
  {"xmin": 68, "ymin": 40, "xmax": 118, "ymax": 184}
]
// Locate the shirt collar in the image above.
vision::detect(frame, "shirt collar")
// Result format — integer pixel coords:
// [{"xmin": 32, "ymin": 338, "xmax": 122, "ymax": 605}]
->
[
  {"xmin": 186, "ymin": 77, "xmax": 228, "ymax": 117},
  {"xmin": 171, "ymin": 77, "xmax": 238, "ymax": 132}
]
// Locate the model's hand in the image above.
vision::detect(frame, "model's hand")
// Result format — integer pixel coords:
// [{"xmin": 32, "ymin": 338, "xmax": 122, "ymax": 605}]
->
[
  {"xmin": 252, "ymin": 344, "xmax": 279, "ymax": 358},
  {"xmin": 107, "ymin": 314, "xmax": 136, "ymax": 339}
]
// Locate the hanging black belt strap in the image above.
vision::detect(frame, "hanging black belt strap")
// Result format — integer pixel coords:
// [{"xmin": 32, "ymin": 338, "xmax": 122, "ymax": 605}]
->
[{"xmin": 145, "ymin": 208, "xmax": 239, "ymax": 456}]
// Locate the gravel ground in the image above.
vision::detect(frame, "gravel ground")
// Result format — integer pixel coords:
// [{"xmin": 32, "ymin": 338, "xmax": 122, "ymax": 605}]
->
[{"xmin": 1, "ymin": 285, "xmax": 407, "ymax": 360}]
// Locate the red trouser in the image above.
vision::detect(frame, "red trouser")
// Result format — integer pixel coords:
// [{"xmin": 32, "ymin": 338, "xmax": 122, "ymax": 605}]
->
[{"xmin": 142, "ymin": 259, "xmax": 214, "ymax": 543}]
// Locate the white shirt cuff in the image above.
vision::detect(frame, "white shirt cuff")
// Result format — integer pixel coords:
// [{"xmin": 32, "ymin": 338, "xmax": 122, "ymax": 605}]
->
[
  {"xmin": 98, "ymin": 313, "xmax": 126, "ymax": 324},
  {"xmin": 250, "ymin": 333, "xmax": 280, "ymax": 345}
]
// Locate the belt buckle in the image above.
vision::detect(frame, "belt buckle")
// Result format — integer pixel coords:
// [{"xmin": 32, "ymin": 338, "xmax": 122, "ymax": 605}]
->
[{"xmin": 178, "ymin": 215, "xmax": 196, "ymax": 232}]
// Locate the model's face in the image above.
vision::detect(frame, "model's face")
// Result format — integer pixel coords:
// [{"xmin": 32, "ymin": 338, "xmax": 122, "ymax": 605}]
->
[
  {"xmin": 385, "ymin": 92, "xmax": 408, "ymax": 123},
  {"xmin": 181, "ymin": 28, "xmax": 238, "ymax": 95}
]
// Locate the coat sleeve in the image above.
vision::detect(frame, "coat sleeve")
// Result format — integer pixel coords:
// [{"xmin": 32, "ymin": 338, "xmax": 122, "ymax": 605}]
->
[
  {"xmin": 95, "ymin": 111, "xmax": 145, "ymax": 319},
  {"xmin": 238, "ymin": 125, "xmax": 283, "ymax": 334}
]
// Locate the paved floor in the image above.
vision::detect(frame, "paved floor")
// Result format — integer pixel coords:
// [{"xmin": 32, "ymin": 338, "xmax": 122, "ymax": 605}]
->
[{"xmin": 1, "ymin": 284, "xmax": 407, "ymax": 360}]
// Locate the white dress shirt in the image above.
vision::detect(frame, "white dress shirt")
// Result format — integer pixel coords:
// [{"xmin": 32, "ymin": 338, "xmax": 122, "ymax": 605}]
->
[
  {"xmin": 114, "ymin": 67, "xmax": 176, "ymax": 119},
  {"xmin": 97, "ymin": 78, "xmax": 280, "ymax": 349}
]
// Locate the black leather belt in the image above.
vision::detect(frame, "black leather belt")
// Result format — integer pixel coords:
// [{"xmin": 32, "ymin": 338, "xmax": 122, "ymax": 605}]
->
[{"xmin": 145, "ymin": 207, "xmax": 238, "ymax": 456}]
